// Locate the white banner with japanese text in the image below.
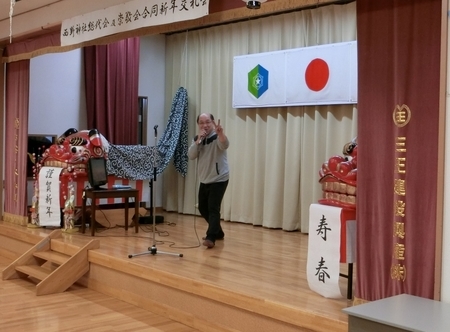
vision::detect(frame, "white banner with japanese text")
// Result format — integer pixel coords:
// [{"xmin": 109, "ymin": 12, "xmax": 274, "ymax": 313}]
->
[
  {"xmin": 61, "ymin": 0, "xmax": 209, "ymax": 46},
  {"xmin": 233, "ymin": 41, "xmax": 357, "ymax": 108},
  {"xmin": 307, "ymin": 204, "xmax": 343, "ymax": 298},
  {"xmin": 38, "ymin": 167, "xmax": 64, "ymax": 227}
]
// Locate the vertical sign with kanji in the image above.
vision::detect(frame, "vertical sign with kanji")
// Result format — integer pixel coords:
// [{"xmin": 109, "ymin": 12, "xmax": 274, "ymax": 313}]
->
[
  {"xmin": 307, "ymin": 204, "xmax": 343, "ymax": 298},
  {"xmin": 38, "ymin": 167, "xmax": 64, "ymax": 227}
]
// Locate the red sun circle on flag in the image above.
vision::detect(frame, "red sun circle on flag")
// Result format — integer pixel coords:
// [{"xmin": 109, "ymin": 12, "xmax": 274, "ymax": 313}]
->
[{"xmin": 305, "ymin": 58, "xmax": 329, "ymax": 91}]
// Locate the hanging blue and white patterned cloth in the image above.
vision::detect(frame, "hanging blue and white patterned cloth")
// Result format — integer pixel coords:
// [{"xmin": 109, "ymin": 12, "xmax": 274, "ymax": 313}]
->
[
  {"xmin": 105, "ymin": 87, "xmax": 188, "ymax": 180},
  {"xmin": 106, "ymin": 145, "xmax": 160, "ymax": 180},
  {"xmin": 156, "ymin": 87, "xmax": 189, "ymax": 176}
]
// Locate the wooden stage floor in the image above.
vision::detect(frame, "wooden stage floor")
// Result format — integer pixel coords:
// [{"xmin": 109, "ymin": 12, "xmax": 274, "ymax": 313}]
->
[{"xmin": 0, "ymin": 210, "xmax": 353, "ymax": 332}]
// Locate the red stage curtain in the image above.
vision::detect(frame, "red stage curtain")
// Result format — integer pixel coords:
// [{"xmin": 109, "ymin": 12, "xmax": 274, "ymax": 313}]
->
[
  {"xmin": 356, "ymin": 0, "xmax": 442, "ymax": 301},
  {"xmin": 84, "ymin": 37, "xmax": 140, "ymax": 145},
  {"xmin": 4, "ymin": 60, "xmax": 30, "ymax": 224}
]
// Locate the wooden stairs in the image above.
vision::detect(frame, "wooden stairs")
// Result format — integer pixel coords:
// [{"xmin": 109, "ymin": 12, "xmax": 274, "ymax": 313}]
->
[{"xmin": 1, "ymin": 229, "xmax": 100, "ymax": 295}]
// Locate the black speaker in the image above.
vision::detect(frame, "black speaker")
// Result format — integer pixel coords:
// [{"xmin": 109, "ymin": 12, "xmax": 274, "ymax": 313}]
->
[{"xmin": 139, "ymin": 215, "xmax": 164, "ymax": 224}]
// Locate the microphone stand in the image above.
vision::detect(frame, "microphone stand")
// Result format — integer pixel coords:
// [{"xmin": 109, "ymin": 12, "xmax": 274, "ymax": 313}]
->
[{"xmin": 128, "ymin": 125, "xmax": 183, "ymax": 259}]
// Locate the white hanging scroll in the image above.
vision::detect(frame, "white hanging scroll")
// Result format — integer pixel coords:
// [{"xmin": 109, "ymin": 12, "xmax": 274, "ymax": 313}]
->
[
  {"xmin": 38, "ymin": 167, "xmax": 63, "ymax": 227},
  {"xmin": 61, "ymin": 0, "xmax": 209, "ymax": 46},
  {"xmin": 307, "ymin": 204, "xmax": 343, "ymax": 298}
]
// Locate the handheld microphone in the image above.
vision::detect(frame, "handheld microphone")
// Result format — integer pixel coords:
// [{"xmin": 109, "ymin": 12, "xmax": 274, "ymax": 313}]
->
[{"xmin": 198, "ymin": 133, "xmax": 205, "ymax": 145}]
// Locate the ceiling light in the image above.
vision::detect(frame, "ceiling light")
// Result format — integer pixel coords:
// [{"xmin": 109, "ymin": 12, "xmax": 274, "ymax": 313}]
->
[{"xmin": 243, "ymin": 0, "xmax": 267, "ymax": 10}]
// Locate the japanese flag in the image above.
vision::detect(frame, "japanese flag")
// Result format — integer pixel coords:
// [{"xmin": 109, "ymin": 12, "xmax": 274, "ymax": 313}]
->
[{"xmin": 285, "ymin": 41, "xmax": 357, "ymax": 105}]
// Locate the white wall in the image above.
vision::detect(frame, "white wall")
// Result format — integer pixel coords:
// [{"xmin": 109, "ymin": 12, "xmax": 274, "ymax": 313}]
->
[
  {"xmin": 138, "ymin": 34, "xmax": 166, "ymax": 207},
  {"xmin": 441, "ymin": 18, "xmax": 450, "ymax": 301},
  {"xmin": 440, "ymin": 2, "xmax": 450, "ymax": 302},
  {"xmin": 139, "ymin": 35, "xmax": 166, "ymax": 133},
  {"xmin": 27, "ymin": 35, "xmax": 166, "ymax": 206},
  {"xmin": 29, "ymin": 49, "xmax": 87, "ymax": 134},
  {"xmin": 443, "ymin": 104, "xmax": 450, "ymax": 302}
]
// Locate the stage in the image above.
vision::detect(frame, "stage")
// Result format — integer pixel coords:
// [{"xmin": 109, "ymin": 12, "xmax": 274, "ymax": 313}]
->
[{"xmin": 0, "ymin": 210, "xmax": 353, "ymax": 332}]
